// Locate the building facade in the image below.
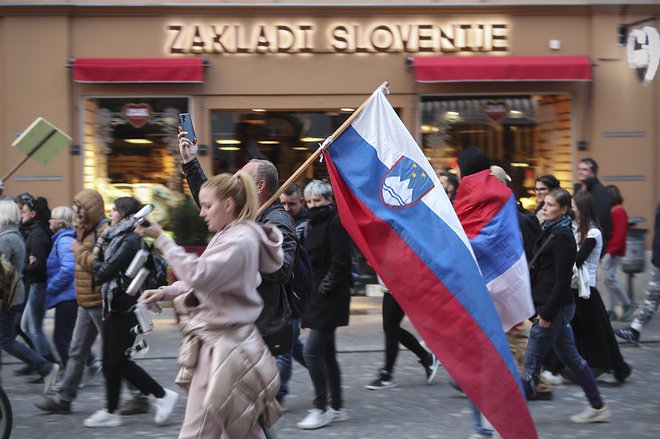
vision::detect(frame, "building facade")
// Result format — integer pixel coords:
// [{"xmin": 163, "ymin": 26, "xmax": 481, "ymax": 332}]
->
[{"xmin": 0, "ymin": 1, "xmax": 658, "ymax": 233}]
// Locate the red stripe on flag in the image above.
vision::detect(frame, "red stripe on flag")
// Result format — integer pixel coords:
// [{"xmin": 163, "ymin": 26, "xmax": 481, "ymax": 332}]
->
[
  {"xmin": 453, "ymin": 170, "xmax": 513, "ymax": 239},
  {"xmin": 325, "ymin": 153, "xmax": 537, "ymax": 439}
]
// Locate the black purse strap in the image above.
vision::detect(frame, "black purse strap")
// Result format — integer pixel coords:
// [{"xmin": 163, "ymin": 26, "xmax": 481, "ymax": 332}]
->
[{"xmin": 528, "ymin": 230, "xmax": 557, "ymax": 271}]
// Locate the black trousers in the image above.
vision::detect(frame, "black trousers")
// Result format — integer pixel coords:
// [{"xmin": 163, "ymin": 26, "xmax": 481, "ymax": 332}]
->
[
  {"xmin": 382, "ymin": 292, "xmax": 429, "ymax": 373},
  {"xmin": 102, "ymin": 312, "xmax": 165, "ymax": 413}
]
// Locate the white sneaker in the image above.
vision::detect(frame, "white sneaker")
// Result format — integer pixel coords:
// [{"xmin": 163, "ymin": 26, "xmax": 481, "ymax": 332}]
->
[
  {"xmin": 331, "ymin": 408, "xmax": 349, "ymax": 423},
  {"xmin": 570, "ymin": 405, "xmax": 610, "ymax": 423},
  {"xmin": 541, "ymin": 370, "xmax": 565, "ymax": 385},
  {"xmin": 83, "ymin": 409, "xmax": 122, "ymax": 428},
  {"xmin": 296, "ymin": 408, "xmax": 334, "ymax": 430},
  {"xmin": 154, "ymin": 388, "xmax": 179, "ymax": 425},
  {"xmin": 43, "ymin": 363, "xmax": 60, "ymax": 394}
]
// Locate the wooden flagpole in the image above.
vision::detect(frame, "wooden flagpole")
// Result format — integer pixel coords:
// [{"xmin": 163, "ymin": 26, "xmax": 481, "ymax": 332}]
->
[{"xmin": 256, "ymin": 81, "xmax": 389, "ymax": 217}]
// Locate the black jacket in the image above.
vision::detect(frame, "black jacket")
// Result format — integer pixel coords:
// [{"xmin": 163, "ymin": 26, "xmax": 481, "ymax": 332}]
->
[
  {"xmin": 20, "ymin": 219, "xmax": 52, "ymax": 284},
  {"xmin": 182, "ymin": 158, "xmax": 298, "ymax": 336},
  {"xmin": 301, "ymin": 205, "xmax": 352, "ymax": 330},
  {"xmin": 574, "ymin": 177, "xmax": 611, "ymax": 248},
  {"xmin": 530, "ymin": 227, "xmax": 576, "ymax": 322},
  {"xmin": 652, "ymin": 203, "xmax": 660, "ymax": 269},
  {"xmin": 93, "ymin": 231, "xmax": 141, "ymax": 313}
]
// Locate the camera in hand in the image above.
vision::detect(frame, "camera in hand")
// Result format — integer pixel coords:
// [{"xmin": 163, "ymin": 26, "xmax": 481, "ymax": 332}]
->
[{"xmin": 132, "ymin": 203, "xmax": 154, "ymax": 227}]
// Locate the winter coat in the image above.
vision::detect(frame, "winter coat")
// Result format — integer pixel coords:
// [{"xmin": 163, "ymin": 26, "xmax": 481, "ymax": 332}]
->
[
  {"xmin": 72, "ymin": 189, "xmax": 108, "ymax": 309},
  {"xmin": 530, "ymin": 227, "xmax": 576, "ymax": 322},
  {"xmin": 175, "ymin": 318, "xmax": 281, "ymax": 437},
  {"xmin": 0, "ymin": 224, "xmax": 26, "ymax": 306},
  {"xmin": 301, "ymin": 205, "xmax": 352, "ymax": 330},
  {"xmin": 46, "ymin": 228, "xmax": 76, "ymax": 309},
  {"xmin": 182, "ymin": 157, "xmax": 298, "ymax": 337},
  {"xmin": 20, "ymin": 218, "xmax": 52, "ymax": 284},
  {"xmin": 93, "ymin": 222, "xmax": 142, "ymax": 314}
]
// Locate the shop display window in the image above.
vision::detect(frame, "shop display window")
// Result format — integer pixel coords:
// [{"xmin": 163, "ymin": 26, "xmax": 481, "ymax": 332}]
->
[
  {"xmin": 210, "ymin": 111, "xmax": 350, "ymax": 185},
  {"xmin": 83, "ymin": 96, "xmax": 188, "ymax": 224},
  {"xmin": 420, "ymin": 94, "xmax": 573, "ymax": 209}
]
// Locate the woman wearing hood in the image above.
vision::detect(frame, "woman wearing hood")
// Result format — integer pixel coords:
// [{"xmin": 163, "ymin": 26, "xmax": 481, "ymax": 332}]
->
[{"xmin": 138, "ymin": 171, "xmax": 284, "ymax": 439}]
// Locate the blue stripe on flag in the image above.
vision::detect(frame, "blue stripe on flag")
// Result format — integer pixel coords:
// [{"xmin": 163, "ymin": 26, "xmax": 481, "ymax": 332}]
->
[
  {"xmin": 469, "ymin": 196, "xmax": 525, "ymax": 284},
  {"xmin": 329, "ymin": 126, "xmax": 518, "ymax": 380}
]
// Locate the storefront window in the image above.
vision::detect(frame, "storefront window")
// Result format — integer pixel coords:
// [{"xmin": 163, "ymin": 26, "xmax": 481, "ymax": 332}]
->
[
  {"xmin": 420, "ymin": 94, "xmax": 573, "ymax": 209},
  {"xmin": 83, "ymin": 97, "xmax": 188, "ymax": 224},
  {"xmin": 210, "ymin": 111, "xmax": 350, "ymax": 185}
]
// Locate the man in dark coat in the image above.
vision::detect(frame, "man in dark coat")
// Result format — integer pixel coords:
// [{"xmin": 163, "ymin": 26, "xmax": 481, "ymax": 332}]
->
[{"xmin": 574, "ymin": 158, "xmax": 611, "ymax": 251}]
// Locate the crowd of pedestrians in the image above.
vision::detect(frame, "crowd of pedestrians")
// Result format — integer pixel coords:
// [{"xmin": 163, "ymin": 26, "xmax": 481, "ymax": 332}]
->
[{"xmin": 1, "ymin": 139, "xmax": 659, "ymax": 439}]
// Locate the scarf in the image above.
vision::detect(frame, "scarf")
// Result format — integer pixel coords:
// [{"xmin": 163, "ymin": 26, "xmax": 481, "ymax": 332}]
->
[
  {"xmin": 541, "ymin": 214, "xmax": 572, "ymax": 232},
  {"xmin": 98, "ymin": 218, "xmax": 136, "ymax": 311}
]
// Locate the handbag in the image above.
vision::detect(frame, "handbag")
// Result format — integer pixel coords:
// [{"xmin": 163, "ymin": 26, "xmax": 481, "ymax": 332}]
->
[{"xmin": 571, "ymin": 264, "xmax": 591, "ymax": 299}]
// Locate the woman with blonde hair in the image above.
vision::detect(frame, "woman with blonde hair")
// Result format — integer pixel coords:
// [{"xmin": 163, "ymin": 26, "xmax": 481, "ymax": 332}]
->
[
  {"xmin": 138, "ymin": 171, "xmax": 284, "ymax": 439},
  {"xmin": 46, "ymin": 206, "xmax": 77, "ymax": 367}
]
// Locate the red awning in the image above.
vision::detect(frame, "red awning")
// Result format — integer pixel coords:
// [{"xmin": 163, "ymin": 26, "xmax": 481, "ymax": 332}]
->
[
  {"xmin": 71, "ymin": 58, "xmax": 206, "ymax": 83},
  {"xmin": 410, "ymin": 55, "xmax": 592, "ymax": 83}
]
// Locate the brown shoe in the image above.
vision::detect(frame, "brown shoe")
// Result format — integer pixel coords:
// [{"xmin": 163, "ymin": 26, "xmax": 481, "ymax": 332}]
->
[
  {"xmin": 34, "ymin": 397, "xmax": 71, "ymax": 414},
  {"xmin": 118, "ymin": 397, "xmax": 150, "ymax": 415}
]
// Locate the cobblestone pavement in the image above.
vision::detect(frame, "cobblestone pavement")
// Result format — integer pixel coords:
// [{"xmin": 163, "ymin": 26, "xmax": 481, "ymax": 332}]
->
[{"xmin": 2, "ymin": 297, "xmax": 660, "ymax": 438}]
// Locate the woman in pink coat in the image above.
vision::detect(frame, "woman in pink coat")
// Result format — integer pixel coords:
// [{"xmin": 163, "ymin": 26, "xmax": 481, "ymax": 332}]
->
[{"xmin": 138, "ymin": 171, "xmax": 284, "ymax": 439}]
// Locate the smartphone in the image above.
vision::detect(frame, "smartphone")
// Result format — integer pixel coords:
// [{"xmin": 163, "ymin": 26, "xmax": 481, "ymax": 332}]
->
[{"xmin": 179, "ymin": 113, "xmax": 196, "ymax": 143}]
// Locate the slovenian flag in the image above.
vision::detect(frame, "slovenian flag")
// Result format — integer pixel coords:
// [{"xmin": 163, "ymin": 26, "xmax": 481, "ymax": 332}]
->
[
  {"xmin": 453, "ymin": 170, "xmax": 535, "ymax": 332},
  {"xmin": 324, "ymin": 87, "xmax": 537, "ymax": 438}
]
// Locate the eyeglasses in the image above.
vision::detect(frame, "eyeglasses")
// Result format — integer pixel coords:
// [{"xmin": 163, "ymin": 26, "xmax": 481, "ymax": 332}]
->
[
  {"xmin": 534, "ymin": 187, "xmax": 548, "ymax": 193},
  {"xmin": 16, "ymin": 193, "xmax": 34, "ymax": 204}
]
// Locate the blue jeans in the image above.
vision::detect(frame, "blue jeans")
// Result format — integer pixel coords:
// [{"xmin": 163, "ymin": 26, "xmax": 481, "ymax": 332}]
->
[
  {"xmin": 0, "ymin": 305, "xmax": 53, "ymax": 376},
  {"xmin": 21, "ymin": 282, "xmax": 52, "ymax": 357},
  {"xmin": 524, "ymin": 303, "xmax": 586, "ymax": 389},
  {"xmin": 303, "ymin": 328, "xmax": 342, "ymax": 411},
  {"xmin": 276, "ymin": 319, "xmax": 306, "ymax": 401},
  {"xmin": 470, "ymin": 401, "xmax": 494, "ymax": 436}
]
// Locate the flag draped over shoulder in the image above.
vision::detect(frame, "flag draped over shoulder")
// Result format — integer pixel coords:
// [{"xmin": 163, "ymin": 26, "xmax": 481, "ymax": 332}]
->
[
  {"xmin": 453, "ymin": 170, "xmax": 535, "ymax": 332},
  {"xmin": 324, "ymin": 88, "xmax": 537, "ymax": 439}
]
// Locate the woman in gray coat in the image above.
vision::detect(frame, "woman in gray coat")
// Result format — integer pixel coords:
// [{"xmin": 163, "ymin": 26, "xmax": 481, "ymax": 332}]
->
[{"xmin": 0, "ymin": 200, "xmax": 59, "ymax": 392}]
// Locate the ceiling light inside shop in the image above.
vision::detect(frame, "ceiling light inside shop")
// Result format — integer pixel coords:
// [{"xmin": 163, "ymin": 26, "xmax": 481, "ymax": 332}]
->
[
  {"xmin": 252, "ymin": 108, "xmax": 267, "ymax": 113},
  {"xmin": 510, "ymin": 162, "xmax": 529, "ymax": 167},
  {"xmin": 124, "ymin": 138, "xmax": 153, "ymax": 144},
  {"xmin": 258, "ymin": 140, "xmax": 280, "ymax": 145},
  {"xmin": 218, "ymin": 146, "xmax": 241, "ymax": 151},
  {"xmin": 300, "ymin": 136, "xmax": 325, "ymax": 142},
  {"xmin": 340, "ymin": 107, "xmax": 355, "ymax": 112},
  {"xmin": 421, "ymin": 124, "xmax": 440, "ymax": 134},
  {"xmin": 292, "ymin": 146, "xmax": 309, "ymax": 151},
  {"xmin": 444, "ymin": 111, "xmax": 461, "ymax": 122},
  {"xmin": 216, "ymin": 139, "xmax": 241, "ymax": 145},
  {"xmin": 508, "ymin": 110, "xmax": 523, "ymax": 117}
]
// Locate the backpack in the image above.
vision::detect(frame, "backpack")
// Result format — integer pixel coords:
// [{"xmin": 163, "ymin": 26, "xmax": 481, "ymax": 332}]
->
[
  {"xmin": 287, "ymin": 239, "xmax": 315, "ymax": 317},
  {"xmin": 0, "ymin": 254, "xmax": 20, "ymax": 311},
  {"xmin": 142, "ymin": 244, "xmax": 169, "ymax": 291}
]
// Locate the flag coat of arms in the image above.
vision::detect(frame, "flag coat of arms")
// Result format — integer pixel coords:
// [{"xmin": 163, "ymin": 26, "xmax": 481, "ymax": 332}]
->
[{"xmin": 324, "ymin": 88, "xmax": 537, "ymax": 439}]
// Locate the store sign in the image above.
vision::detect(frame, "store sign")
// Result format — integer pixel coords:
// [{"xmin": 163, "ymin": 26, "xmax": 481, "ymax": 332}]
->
[
  {"xmin": 483, "ymin": 101, "xmax": 508, "ymax": 123},
  {"xmin": 122, "ymin": 104, "xmax": 152, "ymax": 128},
  {"xmin": 627, "ymin": 26, "xmax": 660, "ymax": 85},
  {"xmin": 167, "ymin": 22, "xmax": 509, "ymax": 55}
]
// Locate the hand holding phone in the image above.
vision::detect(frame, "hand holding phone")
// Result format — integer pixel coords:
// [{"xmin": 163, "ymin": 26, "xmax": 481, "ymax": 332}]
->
[{"xmin": 179, "ymin": 113, "xmax": 197, "ymax": 143}]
